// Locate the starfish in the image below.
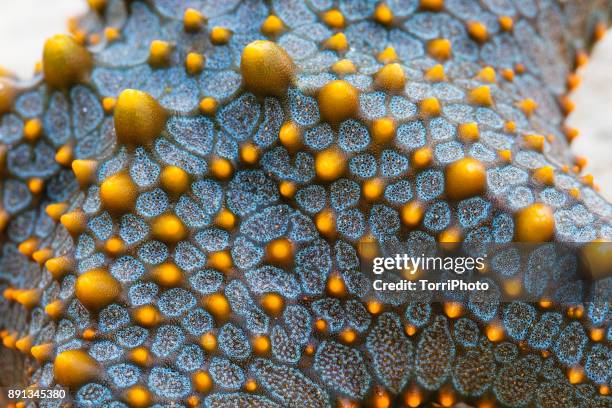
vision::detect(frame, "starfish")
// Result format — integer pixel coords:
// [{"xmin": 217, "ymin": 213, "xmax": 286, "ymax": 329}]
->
[{"xmin": 0, "ymin": 1, "xmax": 610, "ymax": 407}]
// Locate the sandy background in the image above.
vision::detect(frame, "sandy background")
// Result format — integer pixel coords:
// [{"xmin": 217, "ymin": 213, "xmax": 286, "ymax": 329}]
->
[{"xmin": 0, "ymin": 0, "xmax": 610, "ymax": 201}]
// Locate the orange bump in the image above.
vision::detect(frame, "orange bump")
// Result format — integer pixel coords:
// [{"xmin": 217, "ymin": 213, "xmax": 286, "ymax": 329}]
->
[
  {"xmin": 375, "ymin": 63, "xmax": 406, "ymax": 92},
  {"xmin": 160, "ymin": 165, "xmax": 189, "ymax": 195},
  {"xmin": 445, "ymin": 157, "xmax": 486, "ymax": 200},
  {"xmin": 425, "ymin": 64, "xmax": 445, "ymax": 82},
  {"xmin": 412, "ymin": 147, "xmax": 432, "ymax": 169},
  {"xmin": 371, "ymin": 117, "xmax": 396, "ymax": 144},
  {"xmin": 100, "ymin": 172, "xmax": 138, "ymax": 214},
  {"xmin": 184, "ymin": 8, "xmax": 206, "ymax": 32},
  {"xmin": 204, "ymin": 293, "xmax": 231, "ymax": 320},
  {"xmin": 193, "ymin": 371, "xmax": 213, "ymax": 393},
  {"xmin": 261, "ymin": 15, "xmax": 284, "ymax": 37},
  {"xmin": 515, "ymin": 203, "xmax": 555, "ymax": 242},
  {"xmin": 150, "ymin": 262, "xmax": 183, "ymax": 287},
  {"xmin": 45, "ymin": 256, "xmax": 74, "ymax": 280},
  {"xmin": 133, "ymin": 305, "xmax": 161, "ymax": 327},
  {"xmin": 467, "ymin": 21, "xmax": 488, "ymax": 42},
  {"xmin": 323, "ymin": 32, "xmax": 348, "ymax": 52},
  {"xmin": 318, "ymin": 80, "xmax": 358, "ymax": 123},
  {"xmin": 419, "ymin": 97, "xmax": 441, "ymax": 117},
  {"xmin": 75, "ymin": 268, "xmax": 122, "ymax": 310},
  {"xmin": 43, "ymin": 34, "xmax": 92, "ymax": 88},
  {"xmin": 266, "ymin": 238, "xmax": 293, "ymax": 264},
  {"xmin": 151, "ymin": 213, "xmax": 188, "ymax": 244},
  {"xmin": 427, "ymin": 38, "xmax": 452, "ymax": 60},
  {"xmin": 241, "ymin": 40, "xmax": 295, "ymax": 96},
  {"xmin": 210, "ymin": 27, "xmax": 232, "ymax": 45},
  {"xmin": 315, "ymin": 148, "xmax": 346, "ymax": 181},
  {"xmin": 322, "ymin": 9, "xmax": 345, "ymax": 29},
  {"xmin": 53, "ymin": 349, "xmax": 98, "ymax": 388},
  {"xmin": 114, "ymin": 89, "xmax": 167, "ymax": 146},
  {"xmin": 467, "ymin": 85, "xmax": 492, "ymax": 106},
  {"xmin": 72, "ymin": 159, "xmax": 98, "ymax": 187},
  {"xmin": 261, "ymin": 293, "xmax": 284, "ymax": 316},
  {"xmin": 458, "ymin": 122, "xmax": 479, "ymax": 142},
  {"xmin": 373, "ymin": 3, "xmax": 393, "ymax": 26},
  {"xmin": 124, "ymin": 385, "xmax": 152, "ymax": 408},
  {"xmin": 401, "ymin": 201, "xmax": 424, "ymax": 227},
  {"xmin": 148, "ymin": 40, "xmax": 172, "ymax": 67}
]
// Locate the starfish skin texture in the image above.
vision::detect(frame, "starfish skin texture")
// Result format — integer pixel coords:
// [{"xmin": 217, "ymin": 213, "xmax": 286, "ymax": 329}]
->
[{"xmin": 0, "ymin": 0, "xmax": 611, "ymax": 407}]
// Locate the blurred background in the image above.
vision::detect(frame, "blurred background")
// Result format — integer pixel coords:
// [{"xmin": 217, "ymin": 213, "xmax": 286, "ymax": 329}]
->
[{"xmin": 0, "ymin": 0, "xmax": 610, "ymax": 201}]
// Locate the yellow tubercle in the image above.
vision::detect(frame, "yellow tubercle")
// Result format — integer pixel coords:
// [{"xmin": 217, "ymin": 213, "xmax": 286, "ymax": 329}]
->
[
  {"xmin": 193, "ymin": 371, "xmax": 213, "ymax": 393},
  {"xmin": 240, "ymin": 40, "xmax": 295, "ymax": 96},
  {"xmin": 72, "ymin": 159, "xmax": 98, "ymax": 187},
  {"xmin": 105, "ymin": 236, "xmax": 125, "ymax": 256},
  {"xmin": 331, "ymin": 59, "xmax": 357, "ymax": 75},
  {"xmin": 199, "ymin": 97, "xmax": 218, "ymax": 115},
  {"xmin": 266, "ymin": 238, "xmax": 293, "ymax": 264},
  {"xmin": 102, "ymin": 96, "xmax": 116, "ymax": 113},
  {"xmin": 208, "ymin": 250, "xmax": 233, "ymax": 272},
  {"xmin": 23, "ymin": 118, "xmax": 43, "ymax": 142},
  {"xmin": 31, "ymin": 343, "xmax": 54, "ymax": 363},
  {"xmin": 323, "ymin": 32, "xmax": 349, "ymax": 52},
  {"xmin": 124, "ymin": 385, "xmax": 152, "ymax": 408},
  {"xmin": 327, "ymin": 274, "xmax": 347, "ymax": 297},
  {"xmin": 60, "ymin": 210, "xmax": 87, "ymax": 236},
  {"xmin": 150, "ymin": 262, "xmax": 183, "ymax": 287},
  {"xmin": 523, "ymin": 134, "xmax": 545, "ymax": 152},
  {"xmin": 184, "ymin": 8, "xmax": 206, "ymax": 32},
  {"xmin": 18, "ymin": 237, "xmax": 38, "ymax": 257},
  {"xmin": 261, "ymin": 293, "xmax": 284, "ymax": 316},
  {"xmin": 104, "ymin": 27, "xmax": 120, "ymax": 42},
  {"xmin": 100, "ymin": 172, "xmax": 138, "ymax": 214},
  {"xmin": 339, "ymin": 328, "xmax": 357, "ymax": 344},
  {"xmin": 210, "ymin": 157, "xmax": 233, "ymax": 180},
  {"xmin": 514, "ymin": 203, "xmax": 555, "ymax": 242},
  {"xmin": 214, "ymin": 208, "xmax": 237, "ymax": 230},
  {"xmin": 210, "ymin": 26, "xmax": 232, "ymax": 45},
  {"xmin": 477, "ymin": 66, "xmax": 496, "ymax": 83},
  {"xmin": 32, "ymin": 248, "xmax": 53, "ymax": 265},
  {"xmin": 148, "ymin": 40, "xmax": 172, "ymax": 67},
  {"xmin": 203, "ymin": 293, "xmax": 231, "ymax": 320},
  {"xmin": 75, "ymin": 268, "xmax": 122, "ymax": 310},
  {"xmin": 55, "ymin": 144, "xmax": 73, "ymax": 166},
  {"xmin": 467, "ymin": 85, "xmax": 493, "ymax": 106},
  {"xmin": 412, "ymin": 147, "xmax": 433, "ymax": 169},
  {"xmin": 315, "ymin": 148, "xmax": 346, "ymax": 181},
  {"xmin": 467, "ymin": 21, "xmax": 488, "ymax": 43},
  {"xmin": 322, "ymin": 9, "xmax": 345, "ymax": 29},
  {"xmin": 185, "ymin": 52, "xmax": 205, "ymax": 75},
  {"xmin": 261, "ymin": 15, "xmax": 284, "ymax": 37},
  {"xmin": 363, "ymin": 178, "xmax": 384, "ymax": 201},
  {"xmin": 27, "ymin": 178, "xmax": 44, "ymax": 195},
  {"xmin": 151, "ymin": 213, "xmax": 188, "ymax": 244},
  {"xmin": 279, "ymin": 121, "xmax": 302, "ymax": 152},
  {"xmin": 375, "ymin": 63, "xmax": 406, "ymax": 92},
  {"xmin": 44, "ymin": 300, "xmax": 65, "ymax": 320},
  {"xmin": 420, "ymin": 0, "xmax": 444, "ymax": 11},
  {"xmin": 318, "ymin": 80, "xmax": 359, "ymax": 123},
  {"xmin": 373, "ymin": 3, "xmax": 394, "ymax": 26},
  {"xmin": 377, "ymin": 47, "xmax": 398, "ymax": 63},
  {"xmin": 401, "ymin": 201, "xmax": 424, "ymax": 227},
  {"xmin": 240, "ymin": 143, "xmax": 260, "ymax": 164},
  {"xmin": 518, "ymin": 98, "xmax": 538, "ymax": 116},
  {"xmin": 371, "ymin": 117, "xmax": 396, "ymax": 145},
  {"xmin": 53, "ymin": 349, "xmax": 99, "ymax": 388},
  {"xmin": 252, "ymin": 335, "xmax": 271, "ymax": 355},
  {"xmin": 425, "ymin": 64, "xmax": 446, "ymax": 82},
  {"xmin": 279, "ymin": 180, "xmax": 296, "ymax": 198},
  {"xmin": 45, "ymin": 256, "xmax": 74, "ymax": 280},
  {"xmin": 458, "ymin": 122, "xmax": 479, "ymax": 142},
  {"xmin": 14, "ymin": 288, "xmax": 41, "ymax": 309},
  {"xmin": 14, "ymin": 336, "xmax": 32, "ymax": 354},
  {"xmin": 129, "ymin": 347, "xmax": 151, "ymax": 366},
  {"xmin": 160, "ymin": 165, "xmax": 190, "ymax": 195},
  {"xmin": 45, "ymin": 202, "xmax": 68, "ymax": 221},
  {"xmin": 114, "ymin": 89, "xmax": 167, "ymax": 146},
  {"xmin": 0, "ymin": 78, "xmax": 16, "ymax": 114},
  {"xmin": 445, "ymin": 157, "xmax": 486, "ymax": 200},
  {"xmin": 499, "ymin": 16, "xmax": 513, "ymax": 31},
  {"xmin": 419, "ymin": 97, "xmax": 441, "ymax": 117},
  {"xmin": 427, "ymin": 38, "xmax": 452, "ymax": 60},
  {"xmin": 533, "ymin": 166, "xmax": 554, "ymax": 185},
  {"xmin": 133, "ymin": 305, "xmax": 161, "ymax": 327},
  {"xmin": 43, "ymin": 34, "xmax": 92, "ymax": 88}
]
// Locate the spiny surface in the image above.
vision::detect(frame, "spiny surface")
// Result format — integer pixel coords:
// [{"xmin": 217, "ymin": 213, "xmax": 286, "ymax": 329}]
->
[{"xmin": 0, "ymin": 0, "xmax": 611, "ymax": 407}]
